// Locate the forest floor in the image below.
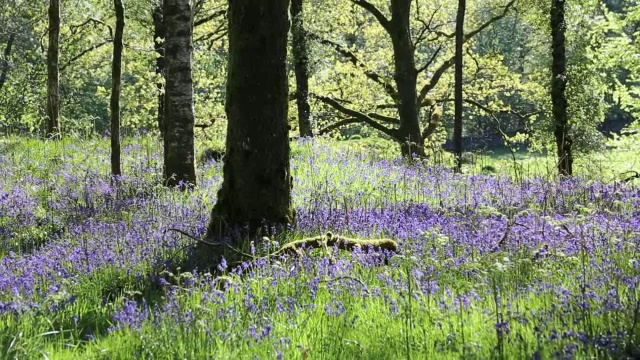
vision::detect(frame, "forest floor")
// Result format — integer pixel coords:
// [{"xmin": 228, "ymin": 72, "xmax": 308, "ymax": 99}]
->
[{"xmin": 0, "ymin": 135, "xmax": 639, "ymax": 359}]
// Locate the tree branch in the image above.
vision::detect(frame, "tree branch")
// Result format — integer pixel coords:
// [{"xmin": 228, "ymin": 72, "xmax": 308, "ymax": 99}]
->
[
  {"xmin": 351, "ymin": 0, "xmax": 391, "ymax": 32},
  {"xmin": 309, "ymin": 32, "xmax": 397, "ymax": 101},
  {"xmin": 60, "ymin": 40, "xmax": 111, "ymax": 71},
  {"xmin": 194, "ymin": 9, "xmax": 226, "ymax": 28},
  {"xmin": 314, "ymin": 95, "xmax": 398, "ymax": 138},
  {"xmin": 69, "ymin": 18, "xmax": 113, "ymax": 39},
  {"xmin": 417, "ymin": 0, "xmax": 516, "ymax": 103},
  {"xmin": 417, "ymin": 45, "xmax": 442, "ymax": 74},
  {"xmin": 464, "ymin": 0, "xmax": 516, "ymax": 41},
  {"xmin": 418, "ymin": 56, "xmax": 454, "ymax": 103},
  {"xmin": 439, "ymin": 97, "xmax": 540, "ymax": 121},
  {"xmin": 194, "ymin": 22, "xmax": 227, "ymax": 44},
  {"xmin": 318, "ymin": 117, "xmax": 360, "ymax": 135},
  {"xmin": 368, "ymin": 112, "xmax": 400, "ymax": 125}
]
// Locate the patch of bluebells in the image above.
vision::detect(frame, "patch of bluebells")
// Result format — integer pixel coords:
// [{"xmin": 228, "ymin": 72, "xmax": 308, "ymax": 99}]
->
[{"xmin": 0, "ymin": 139, "xmax": 639, "ymax": 357}]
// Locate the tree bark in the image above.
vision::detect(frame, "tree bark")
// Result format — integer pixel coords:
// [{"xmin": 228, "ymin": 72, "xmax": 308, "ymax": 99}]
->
[
  {"xmin": 110, "ymin": 0, "xmax": 125, "ymax": 177},
  {"xmin": 0, "ymin": 34, "xmax": 15, "ymax": 93},
  {"xmin": 550, "ymin": 0, "xmax": 572, "ymax": 176},
  {"xmin": 389, "ymin": 0, "xmax": 423, "ymax": 157},
  {"xmin": 454, "ymin": 0, "xmax": 466, "ymax": 172},
  {"xmin": 291, "ymin": 0, "xmax": 313, "ymax": 137},
  {"xmin": 206, "ymin": 0, "xmax": 294, "ymax": 242},
  {"xmin": 152, "ymin": 6, "xmax": 166, "ymax": 137},
  {"xmin": 163, "ymin": 0, "xmax": 196, "ymax": 188},
  {"xmin": 46, "ymin": 0, "xmax": 61, "ymax": 139}
]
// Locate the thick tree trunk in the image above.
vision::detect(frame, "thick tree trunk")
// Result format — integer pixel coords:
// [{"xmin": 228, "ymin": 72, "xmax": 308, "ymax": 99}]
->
[
  {"xmin": 291, "ymin": 0, "xmax": 313, "ymax": 137},
  {"xmin": 163, "ymin": 0, "xmax": 196, "ymax": 188},
  {"xmin": 0, "ymin": 34, "xmax": 15, "ymax": 93},
  {"xmin": 454, "ymin": 0, "xmax": 466, "ymax": 172},
  {"xmin": 152, "ymin": 6, "xmax": 166, "ymax": 137},
  {"xmin": 550, "ymin": 0, "xmax": 572, "ymax": 176},
  {"xmin": 206, "ymin": 0, "xmax": 293, "ymax": 242},
  {"xmin": 46, "ymin": 0, "xmax": 61, "ymax": 139},
  {"xmin": 110, "ymin": 0, "xmax": 125, "ymax": 177},
  {"xmin": 389, "ymin": 0, "xmax": 423, "ymax": 157}
]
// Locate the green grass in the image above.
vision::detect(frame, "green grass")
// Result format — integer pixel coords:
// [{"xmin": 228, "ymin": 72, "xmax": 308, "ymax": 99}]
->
[{"xmin": 0, "ymin": 134, "xmax": 639, "ymax": 359}]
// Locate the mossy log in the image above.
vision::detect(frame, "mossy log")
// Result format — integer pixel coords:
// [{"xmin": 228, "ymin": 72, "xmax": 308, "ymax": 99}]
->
[{"xmin": 275, "ymin": 232, "xmax": 398, "ymax": 257}]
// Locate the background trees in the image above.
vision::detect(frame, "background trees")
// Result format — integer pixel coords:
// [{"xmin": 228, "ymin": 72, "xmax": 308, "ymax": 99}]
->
[
  {"xmin": 550, "ymin": 0, "xmax": 571, "ymax": 175},
  {"xmin": 46, "ymin": 0, "xmax": 60, "ymax": 138},
  {"xmin": 162, "ymin": 0, "xmax": 196, "ymax": 188},
  {"xmin": 110, "ymin": 0, "xmax": 124, "ymax": 176},
  {"xmin": 0, "ymin": 0, "xmax": 637, "ymax": 174}
]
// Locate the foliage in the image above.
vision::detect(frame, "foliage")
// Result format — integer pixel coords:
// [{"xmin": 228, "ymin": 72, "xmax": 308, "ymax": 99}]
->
[{"xmin": 2, "ymin": 0, "xmax": 637, "ymax": 153}]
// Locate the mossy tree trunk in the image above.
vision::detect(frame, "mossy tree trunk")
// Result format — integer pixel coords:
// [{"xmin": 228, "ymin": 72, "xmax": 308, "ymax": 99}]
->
[
  {"xmin": 205, "ymin": 0, "xmax": 293, "ymax": 243},
  {"xmin": 152, "ymin": 6, "xmax": 166, "ymax": 137},
  {"xmin": 454, "ymin": 0, "xmax": 466, "ymax": 172},
  {"xmin": 163, "ymin": 0, "xmax": 196, "ymax": 188},
  {"xmin": 110, "ymin": 0, "xmax": 124, "ymax": 177},
  {"xmin": 291, "ymin": 0, "xmax": 313, "ymax": 138},
  {"xmin": 550, "ymin": 0, "xmax": 573, "ymax": 176},
  {"xmin": 46, "ymin": 0, "xmax": 60, "ymax": 139}
]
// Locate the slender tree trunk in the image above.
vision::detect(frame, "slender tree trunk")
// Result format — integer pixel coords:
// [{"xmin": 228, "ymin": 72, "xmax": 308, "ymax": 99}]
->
[
  {"xmin": 46, "ymin": 0, "xmax": 61, "ymax": 139},
  {"xmin": 0, "ymin": 34, "xmax": 15, "ymax": 93},
  {"xmin": 110, "ymin": 0, "xmax": 124, "ymax": 177},
  {"xmin": 390, "ymin": 0, "xmax": 423, "ymax": 157},
  {"xmin": 291, "ymin": 0, "xmax": 313, "ymax": 137},
  {"xmin": 152, "ymin": 6, "xmax": 166, "ymax": 137},
  {"xmin": 550, "ymin": 0, "xmax": 572, "ymax": 176},
  {"xmin": 205, "ymin": 0, "xmax": 293, "ymax": 243},
  {"xmin": 163, "ymin": 0, "xmax": 196, "ymax": 188},
  {"xmin": 454, "ymin": 0, "xmax": 466, "ymax": 172}
]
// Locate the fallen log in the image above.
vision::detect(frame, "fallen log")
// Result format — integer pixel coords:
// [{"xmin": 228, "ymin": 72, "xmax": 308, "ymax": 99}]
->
[{"xmin": 275, "ymin": 232, "xmax": 398, "ymax": 256}]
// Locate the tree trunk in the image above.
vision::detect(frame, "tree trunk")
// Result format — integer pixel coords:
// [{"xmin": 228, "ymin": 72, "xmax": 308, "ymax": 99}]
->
[
  {"xmin": 389, "ymin": 0, "xmax": 423, "ymax": 157},
  {"xmin": 163, "ymin": 0, "xmax": 196, "ymax": 188},
  {"xmin": 291, "ymin": 0, "xmax": 313, "ymax": 137},
  {"xmin": 0, "ymin": 34, "xmax": 15, "ymax": 93},
  {"xmin": 152, "ymin": 6, "xmax": 166, "ymax": 137},
  {"xmin": 46, "ymin": 0, "xmax": 61, "ymax": 139},
  {"xmin": 110, "ymin": 0, "xmax": 125, "ymax": 177},
  {"xmin": 454, "ymin": 0, "xmax": 466, "ymax": 172},
  {"xmin": 550, "ymin": 0, "xmax": 572, "ymax": 176},
  {"xmin": 206, "ymin": 0, "xmax": 293, "ymax": 243}
]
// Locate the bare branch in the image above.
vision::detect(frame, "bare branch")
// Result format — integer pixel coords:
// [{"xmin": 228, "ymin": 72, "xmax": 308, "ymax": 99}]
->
[
  {"xmin": 351, "ymin": 0, "xmax": 391, "ymax": 32},
  {"xmin": 314, "ymin": 95, "xmax": 398, "ymax": 138},
  {"xmin": 309, "ymin": 32, "xmax": 397, "ymax": 101}
]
